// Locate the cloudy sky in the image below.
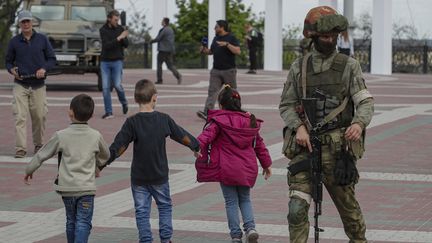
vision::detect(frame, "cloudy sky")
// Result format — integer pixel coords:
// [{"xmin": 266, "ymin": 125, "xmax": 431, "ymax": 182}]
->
[{"xmin": 115, "ymin": 0, "xmax": 431, "ymax": 38}]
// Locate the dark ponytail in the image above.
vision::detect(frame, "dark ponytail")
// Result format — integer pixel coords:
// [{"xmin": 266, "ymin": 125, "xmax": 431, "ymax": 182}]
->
[
  {"xmin": 218, "ymin": 85, "xmax": 257, "ymax": 128},
  {"xmin": 249, "ymin": 114, "xmax": 257, "ymax": 128}
]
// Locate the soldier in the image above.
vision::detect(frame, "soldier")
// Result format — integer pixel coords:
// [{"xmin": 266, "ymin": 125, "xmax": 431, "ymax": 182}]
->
[{"xmin": 279, "ymin": 6, "xmax": 374, "ymax": 243}]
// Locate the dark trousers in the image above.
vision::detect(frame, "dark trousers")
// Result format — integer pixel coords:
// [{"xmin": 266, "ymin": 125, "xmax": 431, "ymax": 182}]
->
[
  {"xmin": 248, "ymin": 47, "xmax": 257, "ymax": 70},
  {"xmin": 157, "ymin": 51, "xmax": 181, "ymax": 82},
  {"xmin": 204, "ymin": 68, "xmax": 237, "ymax": 113}
]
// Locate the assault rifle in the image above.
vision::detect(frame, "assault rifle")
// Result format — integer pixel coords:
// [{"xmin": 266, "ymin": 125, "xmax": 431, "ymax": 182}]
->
[{"xmin": 302, "ymin": 97, "xmax": 323, "ymax": 243}]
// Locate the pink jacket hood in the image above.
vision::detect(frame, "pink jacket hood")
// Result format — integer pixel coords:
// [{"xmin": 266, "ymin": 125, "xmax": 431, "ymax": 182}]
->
[
  {"xmin": 207, "ymin": 110, "xmax": 262, "ymax": 148},
  {"xmin": 195, "ymin": 110, "xmax": 272, "ymax": 187}
]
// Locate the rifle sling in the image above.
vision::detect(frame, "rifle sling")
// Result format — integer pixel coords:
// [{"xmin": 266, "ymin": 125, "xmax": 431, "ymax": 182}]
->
[{"xmin": 300, "ymin": 52, "xmax": 349, "ymax": 130}]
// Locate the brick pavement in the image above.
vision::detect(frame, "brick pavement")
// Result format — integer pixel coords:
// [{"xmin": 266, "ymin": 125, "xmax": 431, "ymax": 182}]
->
[{"xmin": 0, "ymin": 69, "xmax": 431, "ymax": 242}]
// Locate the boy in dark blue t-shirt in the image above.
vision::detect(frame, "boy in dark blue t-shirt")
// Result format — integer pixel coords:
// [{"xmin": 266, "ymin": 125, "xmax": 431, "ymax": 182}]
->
[{"xmin": 101, "ymin": 79, "xmax": 200, "ymax": 243}]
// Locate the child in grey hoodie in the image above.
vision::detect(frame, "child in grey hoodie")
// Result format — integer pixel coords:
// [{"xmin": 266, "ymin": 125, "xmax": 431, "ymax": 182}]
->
[{"xmin": 24, "ymin": 94, "xmax": 110, "ymax": 243}]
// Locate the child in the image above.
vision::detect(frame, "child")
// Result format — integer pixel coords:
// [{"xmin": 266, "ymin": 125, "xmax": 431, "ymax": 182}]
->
[
  {"xmin": 195, "ymin": 85, "xmax": 272, "ymax": 243},
  {"xmin": 24, "ymin": 94, "xmax": 110, "ymax": 243},
  {"xmin": 100, "ymin": 79, "xmax": 200, "ymax": 243}
]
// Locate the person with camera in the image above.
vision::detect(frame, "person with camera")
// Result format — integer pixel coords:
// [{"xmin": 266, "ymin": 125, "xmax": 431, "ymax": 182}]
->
[
  {"xmin": 99, "ymin": 10, "xmax": 129, "ymax": 119},
  {"xmin": 197, "ymin": 20, "xmax": 241, "ymax": 121},
  {"xmin": 5, "ymin": 10, "xmax": 56, "ymax": 158},
  {"xmin": 151, "ymin": 17, "xmax": 182, "ymax": 85},
  {"xmin": 279, "ymin": 6, "xmax": 374, "ymax": 243}
]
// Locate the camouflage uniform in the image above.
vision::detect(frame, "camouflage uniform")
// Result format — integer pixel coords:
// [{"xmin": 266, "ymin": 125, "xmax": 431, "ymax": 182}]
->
[{"xmin": 279, "ymin": 47, "xmax": 374, "ymax": 243}]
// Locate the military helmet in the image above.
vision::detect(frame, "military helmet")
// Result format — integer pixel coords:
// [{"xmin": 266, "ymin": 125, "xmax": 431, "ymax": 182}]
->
[{"xmin": 303, "ymin": 6, "xmax": 348, "ymax": 38}]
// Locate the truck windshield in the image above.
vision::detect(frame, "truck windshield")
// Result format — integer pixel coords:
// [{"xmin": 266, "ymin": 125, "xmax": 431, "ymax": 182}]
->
[
  {"xmin": 30, "ymin": 5, "xmax": 65, "ymax": 20},
  {"xmin": 71, "ymin": 6, "xmax": 106, "ymax": 22}
]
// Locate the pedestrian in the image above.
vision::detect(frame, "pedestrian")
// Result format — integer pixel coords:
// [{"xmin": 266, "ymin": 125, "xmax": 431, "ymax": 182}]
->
[
  {"xmin": 99, "ymin": 10, "xmax": 129, "ymax": 119},
  {"xmin": 100, "ymin": 79, "xmax": 200, "ymax": 243},
  {"xmin": 337, "ymin": 30, "xmax": 354, "ymax": 57},
  {"xmin": 245, "ymin": 23, "xmax": 259, "ymax": 74},
  {"xmin": 197, "ymin": 20, "xmax": 241, "ymax": 121},
  {"xmin": 5, "ymin": 10, "xmax": 57, "ymax": 158},
  {"xmin": 151, "ymin": 17, "xmax": 182, "ymax": 85},
  {"xmin": 195, "ymin": 85, "xmax": 272, "ymax": 243},
  {"xmin": 279, "ymin": 6, "xmax": 374, "ymax": 243},
  {"xmin": 24, "ymin": 94, "xmax": 110, "ymax": 243}
]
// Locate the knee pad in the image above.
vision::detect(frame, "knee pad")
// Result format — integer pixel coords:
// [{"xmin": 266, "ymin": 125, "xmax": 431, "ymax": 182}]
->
[{"xmin": 287, "ymin": 197, "xmax": 309, "ymax": 226}]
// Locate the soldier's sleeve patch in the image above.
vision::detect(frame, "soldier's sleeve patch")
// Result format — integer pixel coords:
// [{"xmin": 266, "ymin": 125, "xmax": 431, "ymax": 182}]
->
[{"xmin": 352, "ymin": 89, "xmax": 373, "ymax": 106}]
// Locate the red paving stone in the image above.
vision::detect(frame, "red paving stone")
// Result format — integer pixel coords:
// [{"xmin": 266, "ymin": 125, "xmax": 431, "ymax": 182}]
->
[{"xmin": 1, "ymin": 70, "xmax": 432, "ymax": 242}]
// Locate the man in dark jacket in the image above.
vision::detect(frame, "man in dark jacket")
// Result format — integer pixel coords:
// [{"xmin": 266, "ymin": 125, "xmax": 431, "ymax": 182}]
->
[
  {"xmin": 99, "ymin": 10, "xmax": 129, "ymax": 119},
  {"xmin": 5, "ymin": 10, "xmax": 56, "ymax": 158},
  {"xmin": 151, "ymin": 17, "xmax": 182, "ymax": 85}
]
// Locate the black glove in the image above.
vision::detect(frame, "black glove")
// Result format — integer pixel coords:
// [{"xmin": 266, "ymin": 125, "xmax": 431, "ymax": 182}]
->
[{"xmin": 334, "ymin": 150, "xmax": 358, "ymax": 186}]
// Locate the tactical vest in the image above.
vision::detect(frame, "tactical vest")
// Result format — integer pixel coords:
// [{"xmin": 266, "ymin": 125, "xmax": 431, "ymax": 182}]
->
[{"xmin": 298, "ymin": 53, "xmax": 354, "ymax": 129}]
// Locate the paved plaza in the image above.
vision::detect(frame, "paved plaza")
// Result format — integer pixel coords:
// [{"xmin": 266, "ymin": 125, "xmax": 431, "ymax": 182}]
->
[{"xmin": 0, "ymin": 69, "xmax": 431, "ymax": 242}]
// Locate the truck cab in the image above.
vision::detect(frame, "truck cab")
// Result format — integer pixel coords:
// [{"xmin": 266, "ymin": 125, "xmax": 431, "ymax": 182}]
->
[{"xmin": 23, "ymin": 0, "xmax": 116, "ymax": 90}]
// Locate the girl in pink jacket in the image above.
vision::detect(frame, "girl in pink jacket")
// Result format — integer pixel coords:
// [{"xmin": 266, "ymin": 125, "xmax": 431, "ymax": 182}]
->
[{"xmin": 195, "ymin": 85, "xmax": 272, "ymax": 243}]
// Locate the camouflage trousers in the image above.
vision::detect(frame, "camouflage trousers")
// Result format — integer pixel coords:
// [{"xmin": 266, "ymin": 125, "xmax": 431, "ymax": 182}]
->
[{"xmin": 287, "ymin": 144, "xmax": 367, "ymax": 243}]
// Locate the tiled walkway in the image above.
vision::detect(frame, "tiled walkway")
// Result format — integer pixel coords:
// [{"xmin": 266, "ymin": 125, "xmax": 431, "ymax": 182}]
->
[{"xmin": 0, "ymin": 69, "xmax": 431, "ymax": 242}]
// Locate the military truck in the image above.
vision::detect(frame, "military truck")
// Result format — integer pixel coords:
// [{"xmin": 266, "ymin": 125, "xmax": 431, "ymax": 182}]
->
[{"xmin": 23, "ymin": 0, "xmax": 122, "ymax": 90}]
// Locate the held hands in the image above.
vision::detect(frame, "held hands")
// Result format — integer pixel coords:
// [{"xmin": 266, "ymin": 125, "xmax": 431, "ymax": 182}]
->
[
  {"xmin": 36, "ymin": 68, "xmax": 46, "ymax": 79},
  {"xmin": 296, "ymin": 125, "xmax": 312, "ymax": 153},
  {"xmin": 216, "ymin": 41, "xmax": 229, "ymax": 47},
  {"xmin": 262, "ymin": 167, "xmax": 272, "ymax": 180},
  {"xmin": 193, "ymin": 150, "xmax": 202, "ymax": 159},
  {"xmin": 200, "ymin": 46, "xmax": 210, "ymax": 54},
  {"xmin": 95, "ymin": 167, "xmax": 101, "ymax": 178},
  {"xmin": 345, "ymin": 123, "xmax": 363, "ymax": 141},
  {"xmin": 117, "ymin": 30, "xmax": 129, "ymax": 41},
  {"xmin": 10, "ymin": 67, "xmax": 22, "ymax": 80},
  {"xmin": 24, "ymin": 174, "xmax": 33, "ymax": 185}
]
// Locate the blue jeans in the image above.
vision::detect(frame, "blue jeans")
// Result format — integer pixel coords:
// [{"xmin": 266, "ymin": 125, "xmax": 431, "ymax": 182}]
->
[
  {"xmin": 220, "ymin": 183, "xmax": 256, "ymax": 239},
  {"xmin": 100, "ymin": 60, "xmax": 128, "ymax": 114},
  {"xmin": 62, "ymin": 195, "xmax": 95, "ymax": 243},
  {"xmin": 131, "ymin": 182, "xmax": 173, "ymax": 243}
]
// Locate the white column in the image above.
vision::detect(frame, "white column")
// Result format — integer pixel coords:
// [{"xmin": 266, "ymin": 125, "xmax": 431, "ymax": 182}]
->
[
  {"xmin": 264, "ymin": 0, "xmax": 282, "ymax": 71},
  {"xmin": 343, "ymin": 0, "xmax": 354, "ymax": 26},
  {"xmin": 371, "ymin": 0, "xmax": 392, "ymax": 75},
  {"xmin": 152, "ymin": 0, "xmax": 168, "ymax": 70},
  {"xmin": 208, "ymin": 0, "xmax": 226, "ymax": 69},
  {"xmin": 318, "ymin": 0, "xmax": 338, "ymax": 9}
]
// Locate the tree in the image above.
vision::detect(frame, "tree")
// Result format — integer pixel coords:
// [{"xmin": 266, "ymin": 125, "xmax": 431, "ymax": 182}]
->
[
  {"xmin": 127, "ymin": 11, "xmax": 151, "ymax": 44},
  {"xmin": 353, "ymin": 11, "xmax": 419, "ymax": 41},
  {"xmin": 0, "ymin": 0, "xmax": 22, "ymax": 68},
  {"xmin": 174, "ymin": 0, "xmax": 254, "ymax": 68}
]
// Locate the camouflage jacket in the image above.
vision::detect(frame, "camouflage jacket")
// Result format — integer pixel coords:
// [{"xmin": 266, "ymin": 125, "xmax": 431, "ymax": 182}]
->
[{"xmin": 279, "ymin": 49, "xmax": 374, "ymax": 131}]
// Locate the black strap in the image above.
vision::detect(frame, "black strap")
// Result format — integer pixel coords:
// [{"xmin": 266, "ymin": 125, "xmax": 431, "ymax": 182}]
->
[
  {"xmin": 54, "ymin": 152, "xmax": 62, "ymax": 185},
  {"xmin": 287, "ymin": 158, "xmax": 311, "ymax": 176}
]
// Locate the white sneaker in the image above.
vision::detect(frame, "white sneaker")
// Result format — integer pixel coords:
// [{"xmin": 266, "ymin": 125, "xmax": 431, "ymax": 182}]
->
[{"xmin": 246, "ymin": 229, "xmax": 259, "ymax": 243}]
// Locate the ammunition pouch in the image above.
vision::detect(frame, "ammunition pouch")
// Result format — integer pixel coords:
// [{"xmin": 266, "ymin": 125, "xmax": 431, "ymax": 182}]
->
[
  {"xmin": 282, "ymin": 126, "xmax": 302, "ymax": 159},
  {"xmin": 348, "ymin": 131, "xmax": 365, "ymax": 160}
]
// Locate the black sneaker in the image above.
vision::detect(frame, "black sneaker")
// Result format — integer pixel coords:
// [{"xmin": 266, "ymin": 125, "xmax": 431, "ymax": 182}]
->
[
  {"xmin": 155, "ymin": 80, "xmax": 163, "ymax": 84},
  {"xmin": 34, "ymin": 144, "xmax": 43, "ymax": 154},
  {"xmin": 122, "ymin": 104, "xmax": 128, "ymax": 115},
  {"xmin": 177, "ymin": 75, "xmax": 182, "ymax": 85},
  {"xmin": 246, "ymin": 70, "xmax": 257, "ymax": 74},
  {"xmin": 15, "ymin": 150, "xmax": 26, "ymax": 158},
  {"xmin": 102, "ymin": 113, "xmax": 114, "ymax": 119},
  {"xmin": 196, "ymin": 110, "xmax": 207, "ymax": 121}
]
